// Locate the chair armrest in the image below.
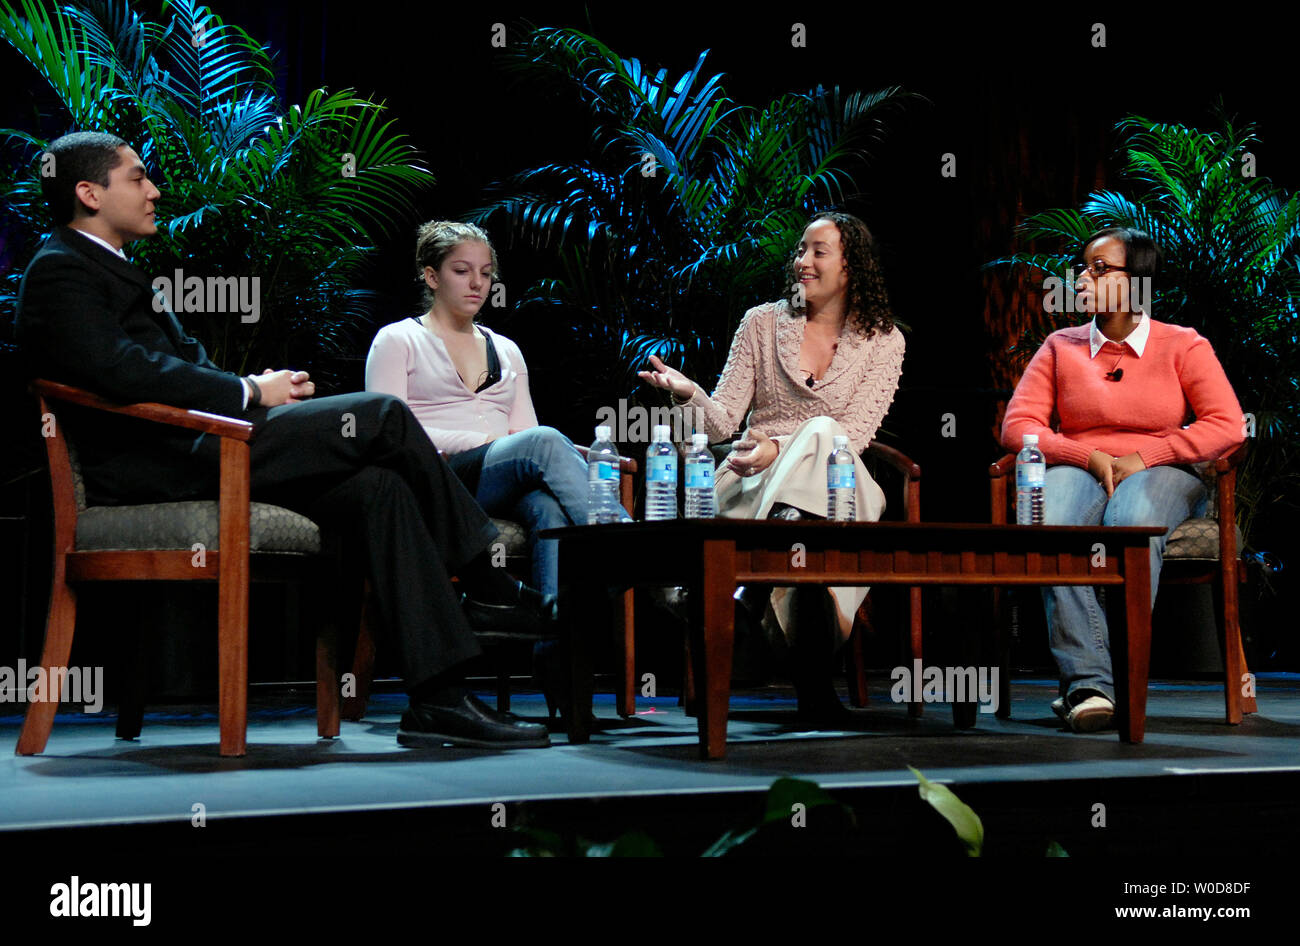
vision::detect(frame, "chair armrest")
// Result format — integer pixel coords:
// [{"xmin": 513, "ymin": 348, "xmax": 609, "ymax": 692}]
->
[
  {"xmin": 864, "ymin": 441, "xmax": 921, "ymax": 523},
  {"xmin": 1213, "ymin": 440, "xmax": 1248, "ymax": 474},
  {"xmin": 865, "ymin": 441, "xmax": 921, "ymax": 481},
  {"xmin": 31, "ymin": 379, "xmax": 254, "ymax": 441},
  {"xmin": 573, "ymin": 443, "xmax": 638, "ymax": 474},
  {"xmin": 989, "ymin": 453, "xmax": 1016, "ymax": 478}
]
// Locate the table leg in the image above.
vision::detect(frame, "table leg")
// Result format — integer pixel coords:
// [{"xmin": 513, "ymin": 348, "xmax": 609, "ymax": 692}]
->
[
  {"xmin": 952, "ymin": 588, "xmax": 980, "ymax": 730},
  {"xmin": 1113, "ymin": 545, "xmax": 1153, "ymax": 743},
  {"xmin": 993, "ymin": 587, "xmax": 1012, "ymax": 720},
  {"xmin": 559, "ymin": 547, "xmax": 597, "ymax": 746},
  {"xmin": 691, "ymin": 541, "xmax": 736, "ymax": 760}
]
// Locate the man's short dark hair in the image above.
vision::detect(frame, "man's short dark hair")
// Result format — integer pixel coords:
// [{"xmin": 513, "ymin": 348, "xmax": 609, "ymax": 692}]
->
[
  {"xmin": 1080, "ymin": 226, "xmax": 1164, "ymax": 281},
  {"xmin": 41, "ymin": 131, "xmax": 128, "ymax": 226}
]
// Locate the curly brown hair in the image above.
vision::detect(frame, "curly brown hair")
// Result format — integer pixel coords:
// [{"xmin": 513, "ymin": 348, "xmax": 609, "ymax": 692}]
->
[{"xmin": 788, "ymin": 211, "xmax": 895, "ymax": 337}]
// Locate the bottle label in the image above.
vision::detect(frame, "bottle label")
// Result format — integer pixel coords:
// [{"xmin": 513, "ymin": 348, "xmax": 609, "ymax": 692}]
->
[
  {"xmin": 685, "ymin": 464, "xmax": 714, "ymax": 489},
  {"xmin": 828, "ymin": 465, "xmax": 855, "ymax": 490},
  {"xmin": 647, "ymin": 456, "xmax": 677, "ymax": 484},
  {"xmin": 1016, "ymin": 462, "xmax": 1046, "ymax": 488},
  {"xmin": 591, "ymin": 460, "xmax": 617, "ymax": 482}
]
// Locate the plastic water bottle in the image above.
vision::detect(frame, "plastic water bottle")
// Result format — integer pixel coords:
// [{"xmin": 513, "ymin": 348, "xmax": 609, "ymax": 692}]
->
[
  {"xmin": 1015, "ymin": 433, "xmax": 1046, "ymax": 525},
  {"xmin": 645, "ymin": 424, "xmax": 678, "ymax": 520},
  {"xmin": 827, "ymin": 434, "xmax": 856, "ymax": 520},
  {"xmin": 684, "ymin": 432, "xmax": 716, "ymax": 518},
  {"xmin": 586, "ymin": 425, "xmax": 622, "ymax": 524}
]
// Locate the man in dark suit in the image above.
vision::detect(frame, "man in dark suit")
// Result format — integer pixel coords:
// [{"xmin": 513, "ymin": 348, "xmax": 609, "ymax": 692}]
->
[{"xmin": 15, "ymin": 131, "xmax": 551, "ymax": 749}]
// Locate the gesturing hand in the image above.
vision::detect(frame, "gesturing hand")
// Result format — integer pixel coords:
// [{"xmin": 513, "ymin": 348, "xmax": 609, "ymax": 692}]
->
[
  {"xmin": 637, "ymin": 355, "xmax": 697, "ymax": 402},
  {"xmin": 726, "ymin": 430, "xmax": 778, "ymax": 479},
  {"xmin": 253, "ymin": 368, "xmax": 315, "ymax": 407}
]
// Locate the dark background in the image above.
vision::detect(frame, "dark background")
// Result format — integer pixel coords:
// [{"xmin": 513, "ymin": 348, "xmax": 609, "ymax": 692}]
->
[{"xmin": 2, "ymin": 2, "xmax": 1297, "ymax": 689}]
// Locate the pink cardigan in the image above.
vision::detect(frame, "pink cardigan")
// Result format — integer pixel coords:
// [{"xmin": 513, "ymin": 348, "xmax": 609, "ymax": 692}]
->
[
  {"xmin": 365, "ymin": 317, "xmax": 537, "ymax": 454},
  {"xmin": 682, "ymin": 300, "xmax": 905, "ymax": 454},
  {"xmin": 1001, "ymin": 319, "xmax": 1245, "ymax": 468}
]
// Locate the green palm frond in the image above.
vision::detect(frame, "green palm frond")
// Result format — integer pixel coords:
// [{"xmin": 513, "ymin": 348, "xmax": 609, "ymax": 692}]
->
[
  {"xmin": 1, "ymin": 0, "xmax": 434, "ymax": 382},
  {"xmin": 992, "ymin": 111, "xmax": 1300, "ymax": 550}
]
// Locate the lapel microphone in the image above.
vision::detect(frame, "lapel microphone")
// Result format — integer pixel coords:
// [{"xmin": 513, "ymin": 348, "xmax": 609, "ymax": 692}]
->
[
  {"xmin": 806, "ymin": 375, "xmax": 816, "ymax": 388},
  {"xmin": 1105, "ymin": 368, "xmax": 1124, "ymax": 382}
]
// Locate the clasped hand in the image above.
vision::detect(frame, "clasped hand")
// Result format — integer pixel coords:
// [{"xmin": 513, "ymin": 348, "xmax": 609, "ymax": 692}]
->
[
  {"xmin": 1088, "ymin": 449, "xmax": 1146, "ymax": 497},
  {"xmin": 253, "ymin": 368, "xmax": 315, "ymax": 407}
]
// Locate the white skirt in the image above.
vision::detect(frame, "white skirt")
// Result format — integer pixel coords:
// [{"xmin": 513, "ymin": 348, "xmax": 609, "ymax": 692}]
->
[{"xmin": 714, "ymin": 415, "xmax": 886, "ymax": 642}]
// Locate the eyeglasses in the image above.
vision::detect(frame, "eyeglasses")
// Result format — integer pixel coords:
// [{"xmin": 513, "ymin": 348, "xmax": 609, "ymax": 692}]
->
[{"xmin": 1073, "ymin": 260, "xmax": 1128, "ymax": 279}]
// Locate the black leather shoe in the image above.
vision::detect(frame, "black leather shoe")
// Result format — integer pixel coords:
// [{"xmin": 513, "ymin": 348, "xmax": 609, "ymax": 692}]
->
[
  {"xmin": 462, "ymin": 593, "xmax": 559, "ymax": 643},
  {"xmin": 398, "ymin": 693, "xmax": 551, "ymax": 748}
]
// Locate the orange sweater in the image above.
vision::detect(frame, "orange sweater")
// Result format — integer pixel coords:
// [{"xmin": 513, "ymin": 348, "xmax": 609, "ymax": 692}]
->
[{"xmin": 1001, "ymin": 320, "xmax": 1245, "ymax": 468}]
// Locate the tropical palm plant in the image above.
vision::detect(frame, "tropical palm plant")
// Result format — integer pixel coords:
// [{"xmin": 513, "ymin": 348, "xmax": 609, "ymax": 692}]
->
[
  {"xmin": 0, "ymin": 0, "xmax": 434, "ymax": 384},
  {"xmin": 470, "ymin": 25, "xmax": 918, "ymax": 419},
  {"xmin": 987, "ymin": 110, "xmax": 1300, "ymax": 551}
]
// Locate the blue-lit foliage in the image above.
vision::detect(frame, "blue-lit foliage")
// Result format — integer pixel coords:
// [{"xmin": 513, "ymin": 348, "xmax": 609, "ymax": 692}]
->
[
  {"xmin": 0, "ymin": 0, "xmax": 434, "ymax": 382},
  {"xmin": 471, "ymin": 26, "xmax": 918, "ymax": 405},
  {"xmin": 989, "ymin": 110, "xmax": 1300, "ymax": 548}
]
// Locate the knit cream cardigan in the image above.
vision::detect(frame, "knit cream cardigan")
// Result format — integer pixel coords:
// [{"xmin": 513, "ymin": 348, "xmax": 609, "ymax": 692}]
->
[{"xmin": 682, "ymin": 299, "xmax": 905, "ymax": 453}]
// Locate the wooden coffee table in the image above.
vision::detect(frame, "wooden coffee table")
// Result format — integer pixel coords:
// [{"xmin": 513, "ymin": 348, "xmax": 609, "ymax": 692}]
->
[{"xmin": 544, "ymin": 520, "xmax": 1165, "ymax": 760}]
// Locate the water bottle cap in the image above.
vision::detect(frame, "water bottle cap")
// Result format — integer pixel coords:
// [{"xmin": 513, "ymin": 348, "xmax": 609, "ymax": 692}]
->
[
  {"xmin": 1023, "ymin": 434, "xmax": 1039, "ymax": 445},
  {"xmin": 691, "ymin": 433, "xmax": 708, "ymax": 448},
  {"xmin": 652, "ymin": 425, "xmax": 671, "ymax": 441},
  {"xmin": 595, "ymin": 425, "xmax": 612, "ymax": 441},
  {"xmin": 832, "ymin": 435, "xmax": 849, "ymax": 448}
]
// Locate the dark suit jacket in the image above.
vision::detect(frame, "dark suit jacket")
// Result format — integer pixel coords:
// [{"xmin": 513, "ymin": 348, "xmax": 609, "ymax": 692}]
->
[{"xmin": 15, "ymin": 226, "xmax": 250, "ymax": 504}]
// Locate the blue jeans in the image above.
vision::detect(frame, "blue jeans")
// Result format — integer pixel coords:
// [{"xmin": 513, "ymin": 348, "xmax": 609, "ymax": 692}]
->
[
  {"xmin": 475, "ymin": 426, "xmax": 591, "ymax": 596},
  {"xmin": 1041, "ymin": 464, "xmax": 1206, "ymax": 704}
]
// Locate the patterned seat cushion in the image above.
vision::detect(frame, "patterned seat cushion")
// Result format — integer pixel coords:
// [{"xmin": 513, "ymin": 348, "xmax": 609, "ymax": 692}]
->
[
  {"xmin": 77, "ymin": 501, "xmax": 320, "ymax": 553},
  {"xmin": 489, "ymin": 518, "xmax": 530, "ymax": 556},
  {"xmin": 1165, "ymin": 517, "xmax": 1243, "ymax": 562}
]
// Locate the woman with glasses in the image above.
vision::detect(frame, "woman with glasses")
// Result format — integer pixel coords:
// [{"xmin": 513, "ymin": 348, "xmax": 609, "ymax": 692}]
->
[
  {"xmin": 639, "ymin": 212, "xmax": 905, "ymax": 725},
  {"xmin": 1001, "ymin": 227, "xmax": 1245, "ymax": 732}
]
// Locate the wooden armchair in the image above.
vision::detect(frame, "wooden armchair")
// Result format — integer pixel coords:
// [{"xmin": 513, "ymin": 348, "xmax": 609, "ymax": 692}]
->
[
  {"xmin": 17, "ymin": 379, "xmax": 343, "ymax": 758},
  {"xmin": 988, "ymin": 442, "xmax": 1256, "ymax": 723},
  {"xmin": 341, "ymin": 446, "xmax": 639, "ymax": 720}
]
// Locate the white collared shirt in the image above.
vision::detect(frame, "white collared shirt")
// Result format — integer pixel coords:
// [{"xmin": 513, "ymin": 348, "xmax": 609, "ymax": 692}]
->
[
  {"xmin": 70, "ymin": 226, "xmax": 128, "ymax": 261},
  {"xmin": 1089, "ymin": 310, "xmax": 1150, "ymax": 359}
]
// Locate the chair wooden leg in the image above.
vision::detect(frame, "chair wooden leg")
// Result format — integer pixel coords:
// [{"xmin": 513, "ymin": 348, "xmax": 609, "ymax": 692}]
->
[
  {"xmin": 16, "ymin": 577, "xmax": 78, "ymax": 756},
  {"xmin": 846, "ymin": 601, "xmax": 871, "ymax": 708},
  {"xmin": 682, "ymin": 635, "xmax": 697, "ymax": 717},
  {"xmin": 217, "ymin": 438, "xmax": 250, "ymax": 758},
  {"xmin": 116, "ymin": 607, "xmax": 147, "ymax": 741},
  {"xmin": 1212, "ymin": 575, "xmax": 1247, "ymax": 724},
  {"xmin": 1237, "ymin": 633, "xmax": 1257, "ymax": 715},
  {"xmin": 316, "ymin": 621, "xmax": 340, "ymax": 739},
  {"xmin": 217, "ymin": 583, "xmax": 249, "ymax": 758},
  {"xmin": 907, "ymin": 586, "xmax": 923, "ymax": 717},
  {"xmin": 342, "ymin": 583, "xmax": 378, "ymax": 722},
  {"xmin": 616, "ymin": 589, "xmax": 635, "ymax": 718}
]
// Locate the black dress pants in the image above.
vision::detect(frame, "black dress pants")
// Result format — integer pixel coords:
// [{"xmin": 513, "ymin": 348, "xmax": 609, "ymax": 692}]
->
[{"xmin": 236, "ymin": 393, "xmax": 494, "ymax": 686}]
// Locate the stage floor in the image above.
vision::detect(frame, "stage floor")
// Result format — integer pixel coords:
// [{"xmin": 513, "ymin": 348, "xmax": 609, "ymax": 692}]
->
[{"xmin": 4, "ymin": 675, "xmax": 1298, "ymax": 836}]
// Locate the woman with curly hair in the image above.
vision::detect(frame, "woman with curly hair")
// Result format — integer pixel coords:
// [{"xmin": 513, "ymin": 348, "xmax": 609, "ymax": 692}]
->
[{"xmin": 639, "ymin": 212, "xmax": 906, "ymax": 724}]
